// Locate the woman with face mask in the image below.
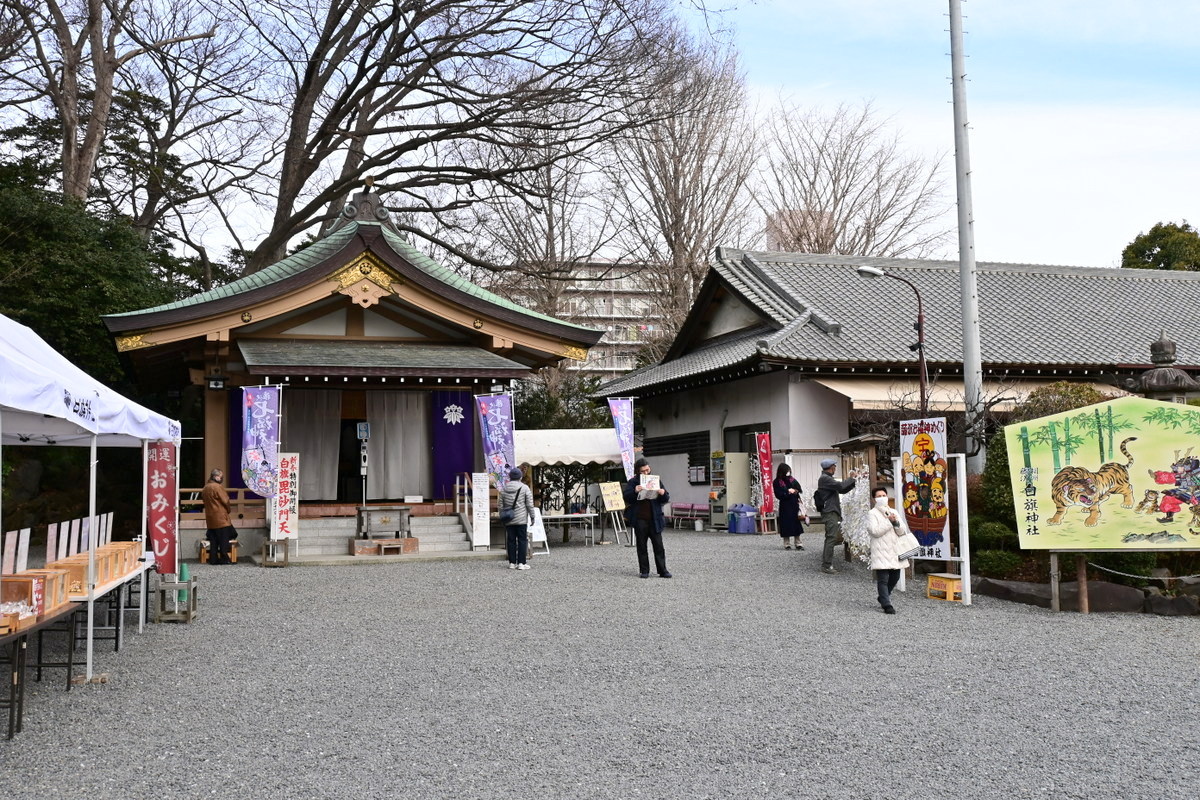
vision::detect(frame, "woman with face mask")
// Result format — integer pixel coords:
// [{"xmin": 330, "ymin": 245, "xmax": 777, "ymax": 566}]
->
[
  {"xmin": 867, "ymin": 486, "xmax": 911, "ymax": 614},
  {"xmin": 772, "ymin": 462, "xmax": 808, "ymax": 550}
]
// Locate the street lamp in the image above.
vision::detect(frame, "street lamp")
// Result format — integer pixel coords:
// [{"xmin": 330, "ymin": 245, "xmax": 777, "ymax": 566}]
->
[{"xmin": 856, "ymin": 265, "xmax": 928, "ymax": 416}]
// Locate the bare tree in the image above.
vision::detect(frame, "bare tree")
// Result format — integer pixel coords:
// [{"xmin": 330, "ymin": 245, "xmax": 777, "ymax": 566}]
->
[
  {"xmin": 608, "ymin": 33, "xmax": 759, "ymax": 359},
  {"xmin": 233, "ymin": 0, "xmax": 678, "ymax": 273},
  {"xmin": 0, "ymin": 0, "xmax": 215, "ymax": 201},
  {"xmin": 758, "ymin": 102, "xmax": 950, "ymax": 258}
]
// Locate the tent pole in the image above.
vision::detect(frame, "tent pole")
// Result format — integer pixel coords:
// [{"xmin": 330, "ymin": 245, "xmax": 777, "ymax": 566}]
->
[
  {"xmin": 86, "ymin": 434, "xmax": 98, "ymax": 681},
  {"xmin": 140, "ymin": 440, "xmax": 149, "ymax": 634}
]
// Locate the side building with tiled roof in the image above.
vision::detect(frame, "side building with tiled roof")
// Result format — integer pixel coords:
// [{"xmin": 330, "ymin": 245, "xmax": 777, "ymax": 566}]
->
[
  {"xmin": 105, "ymin": 187, "xmax": 602, "ymax": 521},
  {"xmin": 596, "ymin": 247, "xmax": 1198, "ymax": 518}
]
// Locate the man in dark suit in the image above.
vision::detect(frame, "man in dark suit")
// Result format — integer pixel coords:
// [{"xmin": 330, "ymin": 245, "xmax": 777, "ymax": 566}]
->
[{"xmin": 623, "ymin": 458, "xmax": 672, "ymax": 579}]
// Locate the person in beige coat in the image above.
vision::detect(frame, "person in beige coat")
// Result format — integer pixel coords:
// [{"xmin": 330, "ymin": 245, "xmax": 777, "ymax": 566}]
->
[{"xmin": 867, "ymin": 486, "xmax": 910, "ymax": 614}]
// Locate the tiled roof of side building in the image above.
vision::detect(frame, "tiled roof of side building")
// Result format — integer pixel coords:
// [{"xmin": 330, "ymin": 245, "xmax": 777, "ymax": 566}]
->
[{"xmin": 598, "ymin": 248, "xmax": 1200, "ymax": 396}]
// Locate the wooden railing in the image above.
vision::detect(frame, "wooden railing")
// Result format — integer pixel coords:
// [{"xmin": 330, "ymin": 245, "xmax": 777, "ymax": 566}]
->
[{"xmin": 179, "ymin": 488, "xmax": 265, "ymax": 520}]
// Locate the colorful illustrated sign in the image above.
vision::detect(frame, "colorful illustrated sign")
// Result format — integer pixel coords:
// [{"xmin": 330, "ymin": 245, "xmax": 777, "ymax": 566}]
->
[
  {"xmin": 899, "ymin": 417, "xmax": 951, "ymax": 559},
  {"xmin": 475, "ymin": 393, "xmax": 515, "ymax": 489},
  {"xmin": 754, "ymin": 432, "xmax": 774, "ymax": 514},
  {"xmin": 241, "ymin": 386, "xmax": 279, "ymax": 497},
  {"xmin": 607, "ymin": 397, "xmax": 636, "ymax": 480},
  {"xmin": 271, "ymin": 452, "xmax": 300, "ymax": 540},
  {"xmin": 1005, "ymin": 396, "xmax": 1200, "ymax": 551},
  {"xmin": 146, "ymin": 440, "xmax": 179, "ymax": 575}
]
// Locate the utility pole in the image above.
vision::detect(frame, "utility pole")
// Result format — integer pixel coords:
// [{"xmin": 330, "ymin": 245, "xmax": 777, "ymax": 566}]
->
[{"xmin": 950, "ymin": 0, "xmax": 985, "ymax": 473}]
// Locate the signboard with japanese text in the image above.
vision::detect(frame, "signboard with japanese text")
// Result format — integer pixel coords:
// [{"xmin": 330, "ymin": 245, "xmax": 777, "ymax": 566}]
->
[
  {"xmin": 241, "ymin": 386, "xmax": 279, "ymax": 498},
  {"xmin": 471, "ymin": 472, "xmax": 491, "ymax": 549},
  {"xmin": 1005, "ymin": 396, "xmax": 1200, "ymax": 551},
  {"xmin": 599, "ymin": 482, "xmax": 625, "ymax": 512},
  {"xmin": 271, "ymin": 452, "xmax": 300, "ymax": 540},
  {"xmin": 899, "ymin": 417, "xmax": 951, "ymax": 560},
  {"xmin": 146, "ymin": 440, "xmax": 179, "ymax": 575},
  {"xmin": 754, "ymin": 433, "xmax": 774, "ymax": 514}
]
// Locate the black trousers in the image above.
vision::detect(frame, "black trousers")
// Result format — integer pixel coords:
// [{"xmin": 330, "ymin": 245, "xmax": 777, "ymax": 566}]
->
[
  {"xmin": 633, "ymin": 518, "xmax": 668, "ymax": 576},
  {"xmin": 207, "ymin": 525, "xmax": 238, "ymax": 564}
]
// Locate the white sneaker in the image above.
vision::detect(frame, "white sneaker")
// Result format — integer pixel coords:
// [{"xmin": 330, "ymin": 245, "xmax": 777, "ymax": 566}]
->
[
  {"xmin": 517, "ymin": 563, "xmax": 531, "ymax": 570},
  {"xmin": 508, "ymin": 563, "xmax": 518, "ymax": 570}
]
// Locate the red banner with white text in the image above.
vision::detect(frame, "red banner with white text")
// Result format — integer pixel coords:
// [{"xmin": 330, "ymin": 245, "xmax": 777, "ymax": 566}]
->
[
  {"xmin": 755, "ymin": 432, "xmax": 774, "ymax": 514},
  {"xmin": 146, "ymin": 441, "xmax": 179, "ymax": 574}
]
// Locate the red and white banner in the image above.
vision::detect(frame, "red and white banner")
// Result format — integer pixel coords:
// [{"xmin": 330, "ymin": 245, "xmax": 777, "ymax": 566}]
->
[
  {"xmin": 271, "ymin": 452, "xmax": 300, "ymax": 540},
  {"xmin": 755, "ymin": 432, "xmax": 774, "ymax": 514},
  {"xmin": 146, "ymin": 441, "xmax": 179, "ymax": 574}
]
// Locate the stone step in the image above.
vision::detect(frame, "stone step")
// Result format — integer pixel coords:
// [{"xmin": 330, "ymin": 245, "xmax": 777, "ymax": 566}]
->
[
  {"xmin": 419, "ymin": 540, "xmax": 473, "ymax": 552},
  {"xmin": 414, "ymin": 529, "xmax": 467, "ymax": 543},
  {"xmin": 409, "ymin": 516, "xmax": 466, "ymax": 529}
]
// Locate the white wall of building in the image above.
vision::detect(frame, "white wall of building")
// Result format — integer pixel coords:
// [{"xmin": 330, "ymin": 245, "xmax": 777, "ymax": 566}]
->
[{"xmin": 638, "ymin": 371, "xmax": 852, "ymax": 506}]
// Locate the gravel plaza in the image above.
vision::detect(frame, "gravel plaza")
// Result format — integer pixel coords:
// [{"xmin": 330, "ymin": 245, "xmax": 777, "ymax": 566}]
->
[{"xmin": 2, "ymin": 529, "xmax": 1197, "ymax": 800}]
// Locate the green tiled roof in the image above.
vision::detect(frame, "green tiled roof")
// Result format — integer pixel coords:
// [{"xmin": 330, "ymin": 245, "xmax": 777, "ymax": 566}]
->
[
  {"xmin": 377, "ymin": 228, "xmax": 597, "ymax": 334},
  {"xmin": 105, "ymin": 220, "xmax": 600, "ymax": 338},
  {"xmin": 105, "ymin": 225, "xmax": 360, "ymax": 317}
]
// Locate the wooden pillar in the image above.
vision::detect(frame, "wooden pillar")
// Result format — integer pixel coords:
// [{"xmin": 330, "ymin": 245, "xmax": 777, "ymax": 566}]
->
[
  {"xmin": 203, "ymin": 387, "xmax": 230, "ymax": 478},
  {"xmin": 1076, "ymin": 554, "xmax": 1089, "ymax": 614},
  {"xmin": 1049, "ymin": 552, "xmax": 1060, "ymax": 612}
]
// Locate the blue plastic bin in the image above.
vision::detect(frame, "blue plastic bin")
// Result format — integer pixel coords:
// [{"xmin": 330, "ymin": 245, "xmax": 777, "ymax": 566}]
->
[{"xmin": 728, "ymin": 504, "xmax": 758, "ymax": 534}]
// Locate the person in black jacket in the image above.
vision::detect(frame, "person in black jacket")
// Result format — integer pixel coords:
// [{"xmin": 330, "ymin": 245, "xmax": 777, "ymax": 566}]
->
[
  {"xmin": 623, "ymin": 458, "xmax": 672, "ymax": 578},
  {"xmin": 772, "ymin": 462, "xmax": 807, "ymax": 550},
  {"xmin": 815, "ymin": 458, "xmax": 856, "ymax": 574}
]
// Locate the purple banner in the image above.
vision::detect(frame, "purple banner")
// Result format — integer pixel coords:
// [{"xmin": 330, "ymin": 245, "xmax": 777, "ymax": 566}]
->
[
  {"xmin": 475, "ymin": 393, "xmax": 515, "ymax": 489},
  {"xmin": 241, "ymin": 386, "xmax": 279, "ymax": 498},
  {"xmin": 608, "ymin": 397, "xmax": 635, "ymax": 480},
  {"xmin": 432, "ymin": 390, "xmax": 474, "ymax": 500}
]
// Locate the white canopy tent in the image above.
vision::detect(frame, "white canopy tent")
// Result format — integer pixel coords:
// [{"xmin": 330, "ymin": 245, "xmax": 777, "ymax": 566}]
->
[
  {"xmin": 513, "ymin": 428, "xmax": 622, "ymax": 467},
  {"xmin": 0, "ymin": 313, "xmax": 180, "ymax": 679}
]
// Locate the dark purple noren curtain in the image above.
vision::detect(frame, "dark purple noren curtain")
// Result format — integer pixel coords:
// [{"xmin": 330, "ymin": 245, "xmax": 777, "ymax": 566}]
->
[{"xmin": 431, "ymin": 390, "xmax": 474, "ymax": 499}]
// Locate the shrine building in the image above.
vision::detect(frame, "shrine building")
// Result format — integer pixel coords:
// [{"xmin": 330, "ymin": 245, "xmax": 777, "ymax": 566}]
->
[{"xmin": 103, "ymin": 188, "xmax": 601, "ymax": 507}]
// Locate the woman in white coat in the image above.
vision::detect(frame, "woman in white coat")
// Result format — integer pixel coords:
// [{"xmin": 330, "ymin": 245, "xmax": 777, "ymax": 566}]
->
[{"xmin": 867, "ymin": 486, "xmax": 910, "ymax": 614}]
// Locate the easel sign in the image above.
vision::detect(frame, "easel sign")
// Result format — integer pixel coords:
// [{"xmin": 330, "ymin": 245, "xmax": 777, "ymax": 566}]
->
[
  {"xmin": 528, "ymin": 508, "xmax": 549, "ymax": 555},
  {"xmin": 599, "ymin": 482, "xmax": 625, "ymax": 512},
  {"xmin": 598, "ymin": 481, "xmax": 631, "ymax": 546}
]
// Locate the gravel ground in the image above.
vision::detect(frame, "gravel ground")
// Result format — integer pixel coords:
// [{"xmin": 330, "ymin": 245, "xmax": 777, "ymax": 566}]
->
[{"xmin": 2, "ymin": 529, "xmax": 1197, "ymax": 800}]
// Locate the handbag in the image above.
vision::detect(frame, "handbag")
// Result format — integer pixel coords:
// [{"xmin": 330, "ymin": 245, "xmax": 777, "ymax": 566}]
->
[
  {"xmin": 896, "ymin": 529, "xmax": 921, "ymax": 561},
  {"xmin": 499, "ymin": 486, "xmax": 519, "ymax": 524}
]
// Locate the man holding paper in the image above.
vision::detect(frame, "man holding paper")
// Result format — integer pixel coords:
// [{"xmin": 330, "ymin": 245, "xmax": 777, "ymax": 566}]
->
[{"xmin": 623, "ymin": 457, "xmax": 672, "ymax": 579}]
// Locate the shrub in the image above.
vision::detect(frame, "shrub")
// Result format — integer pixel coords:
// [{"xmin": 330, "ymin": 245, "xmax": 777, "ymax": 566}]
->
[
  {"xmin": 972, "ymin": 521, "xmax": 1019, "ymax": 551},
  {"xmin": 981, "ymin": 434, "xmax": 1016, "ymax": 528},
  {"xmin": 973, "ymin": 549, "xmax": 1024, "ymax": 578}
]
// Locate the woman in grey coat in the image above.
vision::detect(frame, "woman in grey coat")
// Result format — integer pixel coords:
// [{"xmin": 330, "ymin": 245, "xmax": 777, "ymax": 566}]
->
[{"xmin": 500, "ymin": 467, "xmax": 536, "ymax": 570}]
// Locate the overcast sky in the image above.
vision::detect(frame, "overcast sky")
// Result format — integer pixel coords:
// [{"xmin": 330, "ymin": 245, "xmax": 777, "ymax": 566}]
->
[{"xmin": 689, "ymin": 0, "xmax": 1200, "ymax": 267}]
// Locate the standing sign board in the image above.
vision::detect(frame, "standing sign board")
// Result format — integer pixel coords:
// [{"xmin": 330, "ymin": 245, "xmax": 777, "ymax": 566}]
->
[
  {"xmin": 146, "ymin": 440, "xmax": 179, "ymax": 575},
  {"xmin": 271, "ymin": 452, "xmax": 300, "ymax": 540},
  {"xmin": 471, "ymin": 472, "xmax": 491, "ymax": 549},
  {"xmin": 899, "ymin": 417, "xmax": 951, "ymax": 560},
  {"xmin": 599, "ymin": 482, "xmax": 625, "ymax": 512}
]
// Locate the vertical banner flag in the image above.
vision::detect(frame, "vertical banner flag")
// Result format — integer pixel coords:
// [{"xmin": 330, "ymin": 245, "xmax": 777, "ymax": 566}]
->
[
  {"xmin": 608, "ymin": 397, "xmax": 635, "ymax": 480},
  {"xmin": 755, "ymin": 432, "xmax": 775, "ymax": 514},
  {"xmin": 146, "ymin": 441, "xmax": 179, "ymax": 575},
  {"xmin": 272, "ymin": 453, "xmax": 300, "ymax": 540},
  {"xmin": 899, "ymin": 417, "xmax": 951, "ymax": 560},
  {"xmin": 242, "ymin": 386, "xmax": 280, "ymax": 497},
  {"xmin": 475, "ymin": 393, "xmax": 515, "ymax": 489},
  {"xmin": 432, "ymin": 390, "xmax": 475, "ymax": 499}
]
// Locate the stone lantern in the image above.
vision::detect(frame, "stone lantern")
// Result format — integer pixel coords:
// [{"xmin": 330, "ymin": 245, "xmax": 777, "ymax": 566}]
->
[{"xmin": 1125, "ymin": 331, "xmax": 1200, "ymax": 403}]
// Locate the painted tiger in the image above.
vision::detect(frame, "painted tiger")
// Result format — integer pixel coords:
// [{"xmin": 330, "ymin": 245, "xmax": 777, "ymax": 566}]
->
[
  {"xmin": 1046, "ymin": 437, "xmax": 1137, "ymax": 528},
  {"xmin": 1133, "ymin": 489, "xmax": 1160, "ymax": 515}
]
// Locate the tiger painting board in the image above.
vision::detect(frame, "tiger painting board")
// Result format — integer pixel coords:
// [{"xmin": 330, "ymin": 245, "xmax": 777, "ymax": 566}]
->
[{"xmin": 1004, "ymin": 396, "xmax": 1200, "ymax": 551}]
